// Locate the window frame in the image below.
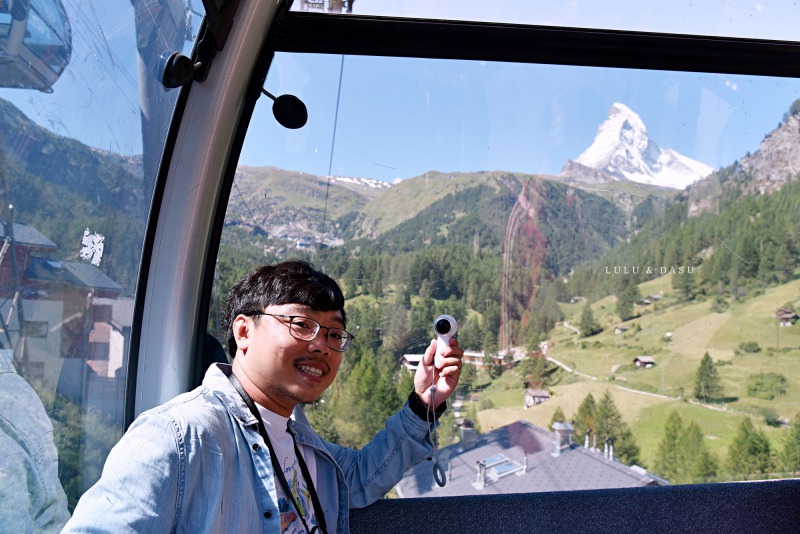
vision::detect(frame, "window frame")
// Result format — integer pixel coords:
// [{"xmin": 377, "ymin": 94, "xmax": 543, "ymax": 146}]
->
[{"xmin": 269, "ymin": 12, "xmax": 800, "ymax": 78}]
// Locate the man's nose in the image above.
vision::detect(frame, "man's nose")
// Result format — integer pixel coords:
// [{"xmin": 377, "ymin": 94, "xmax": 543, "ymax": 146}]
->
[{"xmin": 308, "ymin": 330, "xmax": 330, "ymax": 354}]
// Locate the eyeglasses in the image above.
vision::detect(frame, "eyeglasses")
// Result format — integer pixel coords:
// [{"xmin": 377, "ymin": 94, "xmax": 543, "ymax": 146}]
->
[{"xmin": 251, "ymin": 313, "xmax": 354, "ymax": 352}]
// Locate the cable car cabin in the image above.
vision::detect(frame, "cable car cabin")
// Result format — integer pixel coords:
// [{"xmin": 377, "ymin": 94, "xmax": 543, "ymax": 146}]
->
[
  {"xmin": 1, "ymin": 1, "xmax": 800, "ymax": 532},
  {"xmin": 0, "ymin": 0, "xmax": 71, "ymax": 92}
]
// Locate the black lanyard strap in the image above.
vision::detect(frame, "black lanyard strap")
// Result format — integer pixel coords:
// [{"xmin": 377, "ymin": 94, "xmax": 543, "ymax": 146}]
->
[{"xmin": 228, "ymin": 372, "xmax": 328, "ymax": 534}]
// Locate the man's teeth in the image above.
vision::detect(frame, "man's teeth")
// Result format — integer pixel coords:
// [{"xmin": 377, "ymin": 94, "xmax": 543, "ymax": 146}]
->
[{"xmin": 297, "ymin": 364, "xmax": 323, "ymax": 377}]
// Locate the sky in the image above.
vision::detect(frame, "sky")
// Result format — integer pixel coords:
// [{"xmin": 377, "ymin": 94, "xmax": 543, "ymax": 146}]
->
[
  {"xmin": 3, "ymin": 1, "xmax": 800, "ymax": 183},
  {"xmin": 247, "ymin": 53, "xmax": 800, "ymax": 182}
]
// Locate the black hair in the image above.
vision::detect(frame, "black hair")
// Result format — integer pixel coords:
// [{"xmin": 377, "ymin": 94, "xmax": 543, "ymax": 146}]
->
[{"xmin": 222, "ymin": 260, "xmax": 346, "ymax": 359}]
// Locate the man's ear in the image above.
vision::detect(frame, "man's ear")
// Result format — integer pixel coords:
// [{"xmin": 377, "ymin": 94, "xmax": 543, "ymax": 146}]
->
[{"xmin": 232, "ymin": 315, "xmax": 251, "ymax": 354}]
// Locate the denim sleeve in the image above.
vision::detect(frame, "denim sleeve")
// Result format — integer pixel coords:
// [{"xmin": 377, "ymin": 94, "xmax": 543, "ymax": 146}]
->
[
  {"xmin": 325, "ymin": 402, "xmax": 435, "ymax": 508},
  {"xmin": 0, "ymin": 427, "xmax": 67, "ymax": 534},
  {"xmin": 0, "ymin": 374, "xmax": 69, "ymax": 534},
  {"xmin": 62, "ymin": 411, "xmax": 182, "ymax": 533}
]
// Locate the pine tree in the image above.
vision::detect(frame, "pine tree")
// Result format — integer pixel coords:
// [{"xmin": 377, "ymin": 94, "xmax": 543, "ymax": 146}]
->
[
  {"xmin": 654, "ymin": 412, "xmax": 718, "ymax": 484},
  {"xmin": 616, "ymin": 281, "xmax": 640, "ymax": 321},
  {"xmin": 672, "ymin": 269, "xmax": 697, "ymax": 301},
  {"xmin": 728, "ymin": 417, "xmax": 774, "ymax": 479},
  {"xmin": 654, "ymin": 411, "xmax": 684, "ymax": 481},
  {"xmin": 694, "ymin": 352, "xmax": 723, "ymax": 402},
  {"xmin": 550, "ymin": 406, "xmax": 566, "ymax": 429},
  {"xmin": 579, "ymin": 302, "xmax": 601, "ymax": 337},
  {"xmin": 695, "ymin": 449, "xmax": 719, "ymax": 482},
  {"xmin": 305, "ymin": 398, "xmax": 340, "ymax": 443},
  {"xmin": 595, "ymin": 390, "xmax": 640, "ymax": 465},
  {"xmin": 482, "ymin": 330, "xmax": 498, "ymax": 357},
  {"xmin": 458, "ymin": 362, "xmax": 478, "ymax": 392},
  {"xmin": 677, "ymin": 421, "xmax": 706, "ymax": 483},
  {"xmin": 572, "ymin": 393, "xmax": 597, "ymax": 446},
  {"xmin": 780, "ymin": 412, "xmax": 800, "ymax": 473}
]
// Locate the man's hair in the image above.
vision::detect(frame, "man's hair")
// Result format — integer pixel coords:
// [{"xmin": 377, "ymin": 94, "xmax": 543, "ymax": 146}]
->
[{"xmin": 222, "ymin": 260, "xmax": 346, "ymax": 359}]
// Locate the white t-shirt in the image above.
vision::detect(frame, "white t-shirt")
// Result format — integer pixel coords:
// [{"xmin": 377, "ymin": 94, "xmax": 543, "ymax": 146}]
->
[{"xmin": 256, "ymin": 405, "xmax": 320, "ymax": 533}]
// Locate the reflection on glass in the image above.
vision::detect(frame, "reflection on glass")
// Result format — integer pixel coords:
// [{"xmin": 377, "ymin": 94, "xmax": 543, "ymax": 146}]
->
[
  {"xmin": 217, "ymin": 51, "xmax": 800, "ymax": 496},
  {"xmin": 0, "ymin": 350, "xmax": 69, "ymax": 532},
  {"xmin": 0, "ymin": 0, "xmax": 199, "ymax": 519},
  {"xmin": 0, "ymin": 0, "xmax": 71, "ymax": 92}
]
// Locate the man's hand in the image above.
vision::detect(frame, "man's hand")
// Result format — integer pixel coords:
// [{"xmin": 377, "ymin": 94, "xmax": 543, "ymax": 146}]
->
[{"xmin": 414, "ymin": 337, "xmax": 464, "ymax": 410}]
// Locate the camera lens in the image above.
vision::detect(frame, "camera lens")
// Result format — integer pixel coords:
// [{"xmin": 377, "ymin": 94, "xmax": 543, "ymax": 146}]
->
[{"xmin": 435, "ymin": 318, "xmax": 451, "ymax": 335}]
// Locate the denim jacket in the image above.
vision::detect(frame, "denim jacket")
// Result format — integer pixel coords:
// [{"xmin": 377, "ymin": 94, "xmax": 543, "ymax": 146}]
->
[
  {"xmin": 63, "ymin": 363, "xmax": 436, "ymax": 533},
  {"xmin": 0, "ymin": 353, "xmax": 70, "ymax": 534}
]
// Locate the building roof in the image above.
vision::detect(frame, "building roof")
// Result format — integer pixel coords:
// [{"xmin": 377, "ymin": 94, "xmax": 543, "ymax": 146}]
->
[
  {"xmin": 62, "ymin": 261, "xmax": 123, "ymax": 292},
  {"xmin": 26, "ymin": 257, "xmax": 122, "ymax": 293},
  {"xmin": 635, "ymin": 355, "xmax": 656, "ymax": 363},
  {"xmin": 0, "ymin": 222, "xmax": 57, "ymax": 249},
  {"xmin": 395, "ymin": 420, "xmax": 664, "ymax": 498},
  {"xmin": 526, "ymin": 388, "xmax": 551, "ymax": 398}
]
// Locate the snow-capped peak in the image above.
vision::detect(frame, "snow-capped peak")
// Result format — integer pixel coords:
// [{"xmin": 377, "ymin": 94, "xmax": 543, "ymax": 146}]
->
[
  {"xmin": 568, "ymin": 102, "xmax": 712, "ymax": 189},
  {"xmin": 330, "ymin": 175, "xmax": 391, "ymax": 190}
]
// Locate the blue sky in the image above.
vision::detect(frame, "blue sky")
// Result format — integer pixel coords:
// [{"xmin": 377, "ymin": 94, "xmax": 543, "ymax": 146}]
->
[
  {"xmin": 3, "ymin": 1, "xmax": 800, "ymax": 183},
  {"xmin": 245, "ymin": 52, "xmax": 800, "ymax": 182}
]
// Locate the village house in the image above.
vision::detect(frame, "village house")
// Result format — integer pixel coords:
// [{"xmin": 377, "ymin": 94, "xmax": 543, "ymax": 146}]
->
[
  {"xmin": 524, "ymin": 388, "xmax": 551, "ymax": 408},
  {"xmin": 634, "ymin": 355, "xmax": 656, "ymax": 368},
  {"xmin": 776, "ymin": 308, "xmax": 799, "ymax": 327}
]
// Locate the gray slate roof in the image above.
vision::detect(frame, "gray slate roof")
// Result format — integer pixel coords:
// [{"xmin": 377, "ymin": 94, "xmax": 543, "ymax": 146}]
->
[
  {"xmin": 0, "ymin": 222, "xmax": 57, "ymax": 249},
  {"xmin": 26, "ymin": 257, "xmax": 122, "ymax": 293},
  {"xmin": 396, "ymin": 420, "xmax": 664, "ymax": 498}
]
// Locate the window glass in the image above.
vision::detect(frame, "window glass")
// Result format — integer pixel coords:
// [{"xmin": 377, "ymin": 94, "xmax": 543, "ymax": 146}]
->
[
  {"xmin": 0, "ymin": 0, "xmax": 200, "ymax": 527},
  {"xmin": 216, "ymin": 50, "xmax": 800, "ymax": 496},
  {"xmin": 293, "ymin": 1, "xmax": 800, "ymax": 41}
]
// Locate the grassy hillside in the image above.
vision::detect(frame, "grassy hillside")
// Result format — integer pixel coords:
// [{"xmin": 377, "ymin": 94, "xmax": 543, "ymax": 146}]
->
[{"xmin": 469, "ymin": 274, "xmax": 800, "ymax": 474}]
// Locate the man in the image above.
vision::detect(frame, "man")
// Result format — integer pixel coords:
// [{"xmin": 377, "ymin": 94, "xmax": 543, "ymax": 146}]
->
[{"xmin": 64, "ymin": 260, "xmax": 463, "ymax": 533}]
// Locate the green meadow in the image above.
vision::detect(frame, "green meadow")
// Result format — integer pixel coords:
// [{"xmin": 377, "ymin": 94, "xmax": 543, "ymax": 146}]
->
[{"xmin": 472, "ymin": 275, "xmax": 800, "ymax": 474}]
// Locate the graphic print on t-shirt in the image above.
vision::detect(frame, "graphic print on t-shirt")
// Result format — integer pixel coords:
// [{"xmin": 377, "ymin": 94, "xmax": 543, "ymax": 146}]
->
[
  {"xmin": 277, "ymin": 451, "xmax": 318, "ymax": 534},
  {"xmin": 256, "ymin": 405, "xmax": 319, "ymax": 534}
]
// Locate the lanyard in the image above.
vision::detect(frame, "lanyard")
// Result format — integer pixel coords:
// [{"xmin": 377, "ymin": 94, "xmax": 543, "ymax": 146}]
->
[{"xmin": 228, "ymin": 372, "xmax": 328, "ymax": 534}]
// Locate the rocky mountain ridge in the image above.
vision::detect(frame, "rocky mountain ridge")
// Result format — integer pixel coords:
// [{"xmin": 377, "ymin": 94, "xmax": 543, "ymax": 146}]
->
[{"xmin": 687, "ymin": 107, "xmax": 800, "ymax": 217}]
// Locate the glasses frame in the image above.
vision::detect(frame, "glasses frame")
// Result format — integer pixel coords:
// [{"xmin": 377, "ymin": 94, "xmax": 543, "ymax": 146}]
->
[{"xmin": 250, "ymin": 312, "xmax": 354, "ymax": 352}]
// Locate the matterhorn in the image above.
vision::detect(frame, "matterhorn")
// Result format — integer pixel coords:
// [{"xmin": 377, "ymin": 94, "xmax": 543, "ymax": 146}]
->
[{"xmin": 561, "ymin": 102, "xmax": 713, "ymax": 189}]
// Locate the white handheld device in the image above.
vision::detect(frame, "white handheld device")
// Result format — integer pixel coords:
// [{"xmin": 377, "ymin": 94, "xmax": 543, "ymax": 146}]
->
[{"xmin": 433, "ymin": 314, "xmax": 458, "ymax": 367}]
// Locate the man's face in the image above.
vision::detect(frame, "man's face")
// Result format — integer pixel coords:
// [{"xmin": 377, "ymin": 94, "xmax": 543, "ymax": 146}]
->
[{"xmin": 233, "ymin": 303, "xmax": 344, "ymax": 416}]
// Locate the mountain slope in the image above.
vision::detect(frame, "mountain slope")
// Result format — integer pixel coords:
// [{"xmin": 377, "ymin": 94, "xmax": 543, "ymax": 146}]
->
[
  {"xmin": 225, "ymin": 166, "xmax": 389, "ymax": 247},
  {"xmin": 688, "ymin": 105, "xmax": 800, "ymax": 217}
]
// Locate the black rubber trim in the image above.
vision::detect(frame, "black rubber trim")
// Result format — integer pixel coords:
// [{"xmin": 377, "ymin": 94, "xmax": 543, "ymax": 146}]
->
[{"xmin": 270, "ymin": 12, "xmax": 800, "ymax": 78}]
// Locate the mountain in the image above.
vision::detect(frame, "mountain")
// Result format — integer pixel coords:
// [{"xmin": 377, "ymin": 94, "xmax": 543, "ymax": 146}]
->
[
  {"xmin": 561, "ymin": 102, "xmax": 713, "ymax": 190},
  {"xmin": 225, "ymin": 167, "xmax": 628, "ymax": 278},
  {"xmin": 224, "ymin": 166, "xmax": 389, "ymax": 248},
  {"xmin": 687, "ymin": 103, "xmax": 800, "ymax": 217}
]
